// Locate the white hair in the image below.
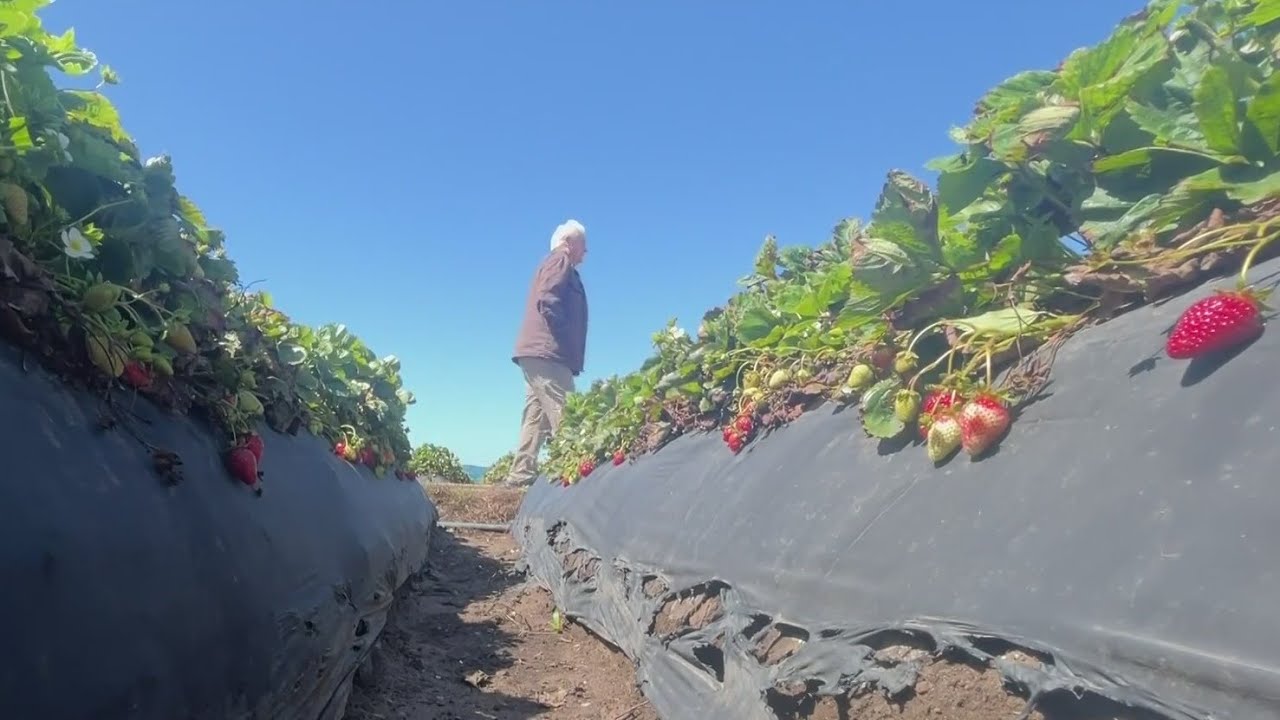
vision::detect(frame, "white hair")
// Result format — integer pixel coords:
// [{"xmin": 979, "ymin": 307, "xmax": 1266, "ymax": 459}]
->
[{"xmin": 550, "ymin": 219, "xmax": 586, "ymax": 251}]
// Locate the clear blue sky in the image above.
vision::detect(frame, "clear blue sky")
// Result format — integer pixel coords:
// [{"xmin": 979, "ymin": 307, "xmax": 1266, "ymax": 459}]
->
[{"xmin": 45, "ymin": 1, "xmax": 1135, "ymax": 466}]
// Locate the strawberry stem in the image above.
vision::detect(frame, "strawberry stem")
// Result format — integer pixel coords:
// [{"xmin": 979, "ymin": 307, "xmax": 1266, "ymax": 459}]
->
[
  {"xmin": 910, "ymin": 346, "xmax": 959, "ymax": 390},
  {"xmin": 1238, "ymin": 231, "xmax": 1280, "ymax": 289},
  {"xmin": 905, "ymin": 318, "xmax": 948, "ymax": 355}
]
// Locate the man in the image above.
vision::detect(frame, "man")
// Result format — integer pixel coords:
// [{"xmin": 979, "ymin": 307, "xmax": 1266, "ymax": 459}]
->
[{"xmin": 504, "ymin": 219, "xmax": 589, "ymax": 486}]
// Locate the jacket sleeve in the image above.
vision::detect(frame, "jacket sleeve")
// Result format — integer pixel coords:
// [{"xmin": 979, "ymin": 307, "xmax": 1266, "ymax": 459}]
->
[{"xmin": 534, "ymin": 254, "xmax": 571, "ymax": 333}]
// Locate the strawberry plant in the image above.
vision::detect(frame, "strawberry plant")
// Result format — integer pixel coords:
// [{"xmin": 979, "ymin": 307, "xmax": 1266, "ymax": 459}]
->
[
  {"xmin": 408, "ymin": 442, "xmax": 469, "ymax": 484},
  {"xmin": 0, "ymin": 3, "xmax": 416, "ymax": 489},
  {"xmin": 479, "ymin": 452, "xmax": 515, "ymax": 485},
  {"xmin": 543, "ymin": 0, "xmax": 1280, "ymax": 485}
]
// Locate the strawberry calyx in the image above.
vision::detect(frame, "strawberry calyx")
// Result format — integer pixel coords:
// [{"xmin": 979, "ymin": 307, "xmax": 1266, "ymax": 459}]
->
[{"xmin": 917, "ymin": 386, "xmax": 961, "ymax": 440}]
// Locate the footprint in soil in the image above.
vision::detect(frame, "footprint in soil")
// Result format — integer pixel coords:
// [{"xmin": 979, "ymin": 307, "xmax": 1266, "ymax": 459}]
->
[{"xmin": 341, "ymin": 527, "xmax": 657, "ymax": 720}]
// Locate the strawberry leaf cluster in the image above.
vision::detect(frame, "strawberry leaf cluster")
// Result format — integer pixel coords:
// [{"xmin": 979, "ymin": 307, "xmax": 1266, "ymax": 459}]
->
[
  {"xmin": 545, "ymin": 0, "xmax": 1280, "ymax": 485},
  {"xmin": 0, "ymin": 3, "xmax": 415, "ymax": 488}
]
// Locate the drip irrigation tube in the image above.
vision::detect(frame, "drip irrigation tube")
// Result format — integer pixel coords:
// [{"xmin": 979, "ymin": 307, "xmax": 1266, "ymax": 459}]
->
[{"xmin": 439, "ymin": 520, "xmax": 511, "ymax": 532}]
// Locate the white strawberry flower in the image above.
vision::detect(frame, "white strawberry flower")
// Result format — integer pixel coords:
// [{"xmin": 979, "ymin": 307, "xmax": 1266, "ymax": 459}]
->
[{"xmin": 61, "ymin": 226, "xmax": 94, "ymax": 259}]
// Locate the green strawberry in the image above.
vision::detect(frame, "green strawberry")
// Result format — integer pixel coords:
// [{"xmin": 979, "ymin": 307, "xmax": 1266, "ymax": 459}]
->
[
  {"xmin": 85, "ymin": 332, "xmax": 126, "ymax": 378},
  {"xmin": 237, "ymin": 390, "xmax": 264, "ymax": 416},
  {"xmin": 83, "ymin": 282, "xmax": 124, "ymax": 313},
  {"xmin": 893, "ymin": 350, "xmax": 918, "ymax": 376},
  {"xmin": 767, "ymin": 368, "xmax": 792, "ymax": 389},
  {"xmin": 152, "ymin": 355, "xmax": 174, "ymax": 377},
  {"xmin": 164, "ymin": 322, "xmax": 198, "ymax": 355},
  {"xmin": 846, "ymin": 363, "xmax": 874, "ymax": 390},
  {"xmin": 128, "ymin": 330, "xmax": 154, "ymax": 349},
  {"xmin": 926, "ymin": 412, "xmax": 962, "ymax": 463},
  {"xmin": 0, "ymin": 182, "xmax": 28, "ymax": 226},
  {"xmin": 894, "ymin": 389, "xmax": 921, "ymax": 423}
]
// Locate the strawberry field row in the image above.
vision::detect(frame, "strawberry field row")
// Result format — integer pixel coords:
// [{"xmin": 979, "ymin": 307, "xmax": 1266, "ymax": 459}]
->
[
  {"xmin": 0, "ymin": 3, "xmax": 417, "ymax": 491},
  {"xmin": 544, "ymin": 0, "xmax": 1280, "ymax": 485}
]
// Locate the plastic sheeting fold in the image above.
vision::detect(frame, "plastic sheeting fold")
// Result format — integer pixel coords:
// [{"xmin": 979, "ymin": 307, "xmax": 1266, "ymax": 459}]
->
[
  {"xmin": 0, "ymin": 352, "xmax": 436, "ymax": 720},
  {"xmin": 515, "ymin": 257, "xmax": 1280, "ymax": 720}
]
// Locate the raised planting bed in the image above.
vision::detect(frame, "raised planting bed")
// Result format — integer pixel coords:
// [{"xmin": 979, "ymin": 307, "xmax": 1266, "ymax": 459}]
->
[
  {"xmin": 0, "ymin": 351, "xmax": 437, "ymax": 720},
  {"xmin": 0, "ymin": 10, "xmax": 439, "ymax": 718},
  {"xmin": 514, "ymin": 254, "xmax": 1280, "ymax": 720}
]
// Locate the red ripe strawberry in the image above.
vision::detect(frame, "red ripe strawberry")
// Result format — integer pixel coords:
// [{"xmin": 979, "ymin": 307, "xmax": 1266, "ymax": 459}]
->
[
  {"xmin": 727, "ymin": 434, "xmax": 744, "ymax": 454},
  {"xmin": 224, "ymin": 446, "xmax": 259, "ymax": 486},
  {"xmin": 578, "ymin": 459, "xmax": 595, "ymax": 478},
  {"xmin": 722, "ymin": 425, "xmax": 736, "ymax": 441},
  {"xmin": 333, "ymin": 440, "xmax": 347, "ymax": 457},
  {"xmin": 1166, "ymin": 289, "xmax": 1264, "ymax": 359},
  {"xmin": 917, "ymin": 389, "xmax": 958, "ymax": 440},
  {"xmin": 734, "ymin": 415, "xmax": 754, "ymax": 434},
  {"xmin": 121, "ymin": 361, "xmax": 153, "ymax": 389},
  {"xmin": 958, "ymin": 392, "xmax": 1011, "ymax": 457},
  {"xmin": 612, "ymin": 450, "xmax": 625, "ymax": 466},
  {"xmin": 243, "ymin": 433, "xmax": 264, "ymax": 462}
]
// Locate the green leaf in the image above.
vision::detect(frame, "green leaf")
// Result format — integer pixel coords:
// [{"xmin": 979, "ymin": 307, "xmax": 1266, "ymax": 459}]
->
[
  {"xmin": 178, "ymin": 195, "xmax": 208, "ymax": 229},
  {"xmin": 939, "ymin": 227, "xmax": 983, "ymax": 271},
  {"xmin": 278, "ymin": 342, "xmax": 309, "ymax": 365},
  {"xmin": 947, "ymin": 306, "xmax": 1046, "ymax": 340},
  {"xmin": 870, "ymin": 170, "xmax": 941, "ymax": 259},
  {"xmin": 1193, "ymin": 64, "xmax": 1241, "ymax": 154},
  {"xmin": 0, "ymin": 4, "xmax": 41, "ymax": 39},
  {"xmin": 985, "ymin": 233, "xmax": 1023, "ymax": 275},
  {"xmin": 1225, "ymin": 169, "xmax": 1280, "ymax": 204},
  {"xmin": 860, "ymin": 377, "xmax": 905, "ymax": 439},
  {"xmin": 6, "ymin": 115, "xmax": 33, "ymax": 149},
  {"xmin": 1125, "ymin": 100, "xmax": 1207, "ymax": 146},
  {"xmin": 1080, "ymin": 192, "xmax": 1164, "ymax": 247},
  {"xmin": 830, "ymin": 285, "xmax": 882, "ymax": 331},
  {"xmin": 1243, "ymin": 71, "xmax": 1280, "ymax": 158},
  {"xmin": 1016, "ymin": 103, "xmax": 1081, "ymax": 138},
  {"xmin": 65, "ymin": 128, "xmax": 139, "ymax": 184},
  {"xmin": 61, "ymin": 90, "xmax": 130, "ymax": 144},
  {"xmin": 1057, "ymin": 25, "xmax": 1166, "ymax": 137},
  {"xmin": 936, "ymin": 155, "xmax": 1005, "ymax": 213},
  {"xmin": 971, "ymin": 70, "xmax": 1057, "ymax": 127},
  {"xmin": 1245, "ymin": 0, "xmax": 1280, "ymax": 28},
  {"xmin": 735, "ymin": 305, "xmax": 781, "ymax": 345},
  {"xmin": 1093, "ymin": 145, "xmax": 1237, "ymax": 173}
]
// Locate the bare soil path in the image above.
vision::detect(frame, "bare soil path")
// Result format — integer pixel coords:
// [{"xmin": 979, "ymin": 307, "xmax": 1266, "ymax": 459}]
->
[{"xmin": 343, "ymin": 484, "xmax": 658, "ymax": 720}]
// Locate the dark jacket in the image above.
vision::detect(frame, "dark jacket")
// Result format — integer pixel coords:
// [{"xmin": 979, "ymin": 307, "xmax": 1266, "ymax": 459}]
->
[{"xmin": 513, "ymin": 247, "xmax": 588, "ymax": 375}]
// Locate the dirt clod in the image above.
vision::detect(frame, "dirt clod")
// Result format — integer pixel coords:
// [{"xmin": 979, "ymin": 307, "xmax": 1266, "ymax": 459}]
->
[{"xmin": 652, "ymin": 585, "xmax": 724, "ymax": 639}]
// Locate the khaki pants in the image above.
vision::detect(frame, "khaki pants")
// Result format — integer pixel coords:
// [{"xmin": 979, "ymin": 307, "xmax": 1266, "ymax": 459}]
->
[{"xmin": 505, "ymin": 357, "xmax": 575, "ymax": 486}]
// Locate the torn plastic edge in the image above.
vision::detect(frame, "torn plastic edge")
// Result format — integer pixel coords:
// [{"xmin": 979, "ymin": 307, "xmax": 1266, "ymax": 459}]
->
[{"xmin": 521, "ymin": 518, "xmax": 1205, "ymax": 720}]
